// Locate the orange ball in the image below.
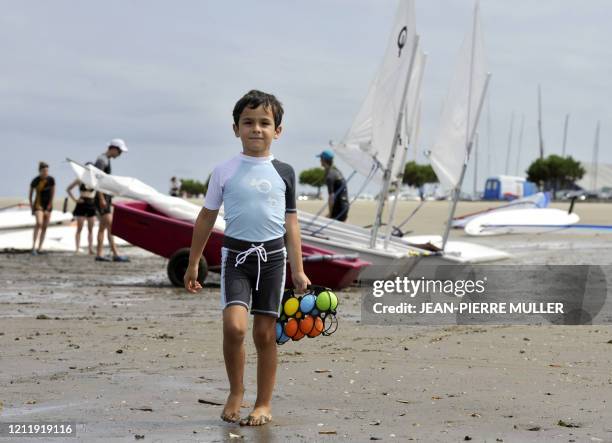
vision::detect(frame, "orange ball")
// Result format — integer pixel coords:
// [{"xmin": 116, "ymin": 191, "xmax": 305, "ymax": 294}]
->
[
  {"xmin": 284, "ymin": 318, "xmax": 298, "ymax": 338},
  {"xmin": 295, "ymin": 311, "xmax": 302, "ymax": 319},
  {"xmin": 292, "ymin": 329, "xmax": 305, "ymax": 341},
  {"xmin": 299, "ymin": 315, "xmax": 314, "ymax": 335},
  {"xmin": 308, "ymin": 316, "xmax": 324, "ymax": 337}
]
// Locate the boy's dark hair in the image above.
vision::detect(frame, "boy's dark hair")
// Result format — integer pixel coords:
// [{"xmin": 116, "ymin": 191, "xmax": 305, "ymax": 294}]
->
[
  {"xmin": 233, "ymin": 90, "xmax": 284, "ymax": 128},
  {"xmin": 38, "ymin": 161, "xmax": 49, "ymax": 170}
]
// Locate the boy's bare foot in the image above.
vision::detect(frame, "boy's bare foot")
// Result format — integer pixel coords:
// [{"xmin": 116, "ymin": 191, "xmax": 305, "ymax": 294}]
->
[
  {"xmin": 239, "ymin": 406, "xmax": 272, "ymax": 426},
  {"xmin": 221, "ymin": 391, "xmax": 243, "ymax": 423}
]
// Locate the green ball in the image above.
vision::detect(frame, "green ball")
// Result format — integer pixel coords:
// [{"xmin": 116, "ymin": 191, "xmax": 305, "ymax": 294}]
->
[
  {"xmin": 329, "ymin": 291, "xmax": 338, "ymax": 311},
  {"xmin": 316, "ymin": 291, "xmax": 331, "ymax": 312}
]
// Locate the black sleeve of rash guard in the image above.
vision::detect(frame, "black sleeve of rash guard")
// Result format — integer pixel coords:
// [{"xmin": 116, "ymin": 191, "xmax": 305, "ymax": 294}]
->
[{"xmin": 271, "ymin": 159, "xmax": 297, "ymax": 213}]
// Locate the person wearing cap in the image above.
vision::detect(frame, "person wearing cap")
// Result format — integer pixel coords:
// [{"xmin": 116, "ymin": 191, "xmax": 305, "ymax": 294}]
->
[
  {"xmin": 93, "ymin": 139, "xmax": 129, "ymax": 262},
  {"xmin": 317, "ymin": 149, "xmax": 349, "ymax": 222}
]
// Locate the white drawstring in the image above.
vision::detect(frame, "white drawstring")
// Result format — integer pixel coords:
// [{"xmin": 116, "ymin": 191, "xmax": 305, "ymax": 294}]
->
[{"xmin": 234, "ymin": 244, "xmax": 268, "ymax": 291}]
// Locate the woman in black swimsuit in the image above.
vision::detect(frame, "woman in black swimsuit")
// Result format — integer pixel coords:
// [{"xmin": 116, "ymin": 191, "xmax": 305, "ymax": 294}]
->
[
  {"xmin": 29, "ymin": 161, "xmax": 55, "ymax": 255},
  {"xmin": 66, "ymin": 166, "xmax": 96, "ymax": 254}
]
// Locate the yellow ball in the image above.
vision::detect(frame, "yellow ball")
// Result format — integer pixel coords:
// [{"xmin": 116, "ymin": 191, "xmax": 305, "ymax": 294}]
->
[{"xmin": 283, "ymin": 297, "xmax": 299, "ymax": 317}]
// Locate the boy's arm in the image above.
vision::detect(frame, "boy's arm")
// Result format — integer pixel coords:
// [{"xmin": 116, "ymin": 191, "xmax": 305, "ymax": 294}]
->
[
  {"xmin": 285, "ymin": 212, "xmax": 310, "ymax": 292},
  {"xmin": 184, "ymin": 207, "xmax": 219, "ymax": 293}
]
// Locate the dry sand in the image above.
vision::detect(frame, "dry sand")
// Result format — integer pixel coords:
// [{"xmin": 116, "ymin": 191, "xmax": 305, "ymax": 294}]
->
[{"xmin": 1, "ymin": 200, "xmax": 612, "ymax": 442}]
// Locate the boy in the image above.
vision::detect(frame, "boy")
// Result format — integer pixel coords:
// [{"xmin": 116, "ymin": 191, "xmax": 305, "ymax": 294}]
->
[{"xmin": 184, "ymin": 90, "xmax": 310, "ymax": 426}]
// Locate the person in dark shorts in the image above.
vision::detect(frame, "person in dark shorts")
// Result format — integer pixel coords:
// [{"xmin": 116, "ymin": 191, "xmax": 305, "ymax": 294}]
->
[
  {"xmin": 66, "ymin": 165, "xmax": 96, "ymax": 254},
  {"xmin": 28, "ymin": 161, "xmax": 55, "ymax": 255},
  {"xmin": 318, "ymin": 149, "xmax": 349, "ymax": 221},
  {"xmin": 93, "ymin": 139, "xmax": 129, "ymax": 262},
  {"xmin": 184, "ymin": 90, "xmax": 310, "ymax": 427}
]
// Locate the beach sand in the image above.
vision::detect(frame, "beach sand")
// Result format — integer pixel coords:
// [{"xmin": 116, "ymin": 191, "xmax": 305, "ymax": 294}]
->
[{"xmin": 1, "ymin": 200, "xmax": 611, "ymax": 441}]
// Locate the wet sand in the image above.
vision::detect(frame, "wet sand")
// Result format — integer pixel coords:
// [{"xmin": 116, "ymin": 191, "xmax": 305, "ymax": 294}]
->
[{"xmin": 1, "ymin": 200, "xmax": 612, "ymax": 441}]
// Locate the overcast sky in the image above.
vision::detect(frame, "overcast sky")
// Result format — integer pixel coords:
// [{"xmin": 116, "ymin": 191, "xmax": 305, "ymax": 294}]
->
[{"xmin": 1, "ymin": 0, "xmax": 610, "ymax": 198}]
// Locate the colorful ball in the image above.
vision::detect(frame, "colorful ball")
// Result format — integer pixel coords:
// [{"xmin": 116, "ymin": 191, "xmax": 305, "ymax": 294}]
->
[
  {"xmin": 311, "ymin": 309, "xmax": 319, "ymax": 316},
  {"xmin": 316, "ymin": 291, "xmax": 332, "ymax": 312},
  {"xmin": 295, "ymin": 311, "xmax": 302, "ymax": 319},
  {"xmin": 278, "ymin": 332, "xmax": 290, "ymax": 344},
  {"xmin": 300, "ymin": 294, "xmax": 316, "ymax": 314},
  {"xmin": 284, "ymin": 318, "xmax": 298, "ymax": 337},
  {"xmin": 292, "ymin": 329, "xmax": 305, "ymax": 341},
  {"xmin": 275, "ymin": 322, "xmax": 283, "ymax": 340},
  {"xmin": 329, "ymin": 291, "xmax": 338, "ymax": 311},
  {"xmin": 308, "ymin": 316, "xmax": 324, "ymax": 337},
  {"xmin": 283, "ymin": 297, "xmax": 299, "ymax": 316},
  {"xmin": 299, "ymin": 315, "xmax": 314, "ymax": 335}
]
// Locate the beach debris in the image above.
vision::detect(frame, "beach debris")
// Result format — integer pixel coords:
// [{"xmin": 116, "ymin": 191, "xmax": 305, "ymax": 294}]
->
[
  {"xmin": 557, "ymin": 419, "xmax": 580, "ymax": 428},
  {"xmin": 470, "ymin": 412, "xmax": 481, "ymax": 418},
  {"xmin": 198, "ymin": 398, "xmax": 223, "ymax": 406},
  {"xmin": 314, "ymin": 369, "xmax": 331, "ymax": 373},
  {"xmin": 116, "ymin": 349, "xmax": 123, "ymax": 354},
  {"xmin": 36, "ymin": 314, "xmax": 50, "ymax": 320},
  {"xmin": 370, "ymin": 437, "xmax": 382, "ymax": 441},
  {"xmin": 134, "ymin": 435, "xmax": 144, "ymax": 440},
  {"xmin": 464, "ymin": 437, "xmax": 472, "ymax": 441},
  {"xmin": 548, "ymin": 364, "xmax": 563, "ymax": 368},
  {"xmin": 527, "ymin": 426, "xmax": 541, "ymax": 431},
  {"xmin": 155, "ymin": 333, "xmax": 174, "ymax": 340},
  {"xmin": 229, "ymin": 433, "xmax": 243, "ymax": 439},
  {"xmin": 319, "ymin": 431, "xmax": 337, "ymax": 435},
  {"xmin": 606, "ymin": 339, "xmax": 612, "ymax": 344},
  {"xmin": 130, "ymin": 407, "xmax": 153, "ymax": 412},
  {"xmin": 396, "ymin": 399, "xmax": 413, "ymax": 404},
  {"xmin": 369, "ymin": 420, "xmax": 381, "ymax": 426}
]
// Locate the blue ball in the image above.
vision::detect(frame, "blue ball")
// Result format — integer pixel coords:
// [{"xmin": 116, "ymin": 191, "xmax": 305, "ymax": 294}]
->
[
  {"xmin": 275, "ymin": 323, "xmax": 283, "ymax": 340},
  {"xmin": 300, "ymin": 294, "xmax": 316, "ymax": 314},
  {"xmin": 311, "ymin": 309, "xmax": 319, "ymax": 316},
  {"xmin": 278, "ymin": 332, "xmax": 290, "ymax": 344}
]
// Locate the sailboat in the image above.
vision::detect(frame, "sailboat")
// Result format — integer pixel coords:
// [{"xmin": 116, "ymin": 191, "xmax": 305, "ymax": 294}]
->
[{"xmin": 297, "ymin": 0, "xmax": 508, "ymax": 279}]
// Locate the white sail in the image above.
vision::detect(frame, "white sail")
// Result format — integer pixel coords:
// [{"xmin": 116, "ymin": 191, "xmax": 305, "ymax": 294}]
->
[
  {"xmin": 68, "ymin": 159, "xmax": 226, "ymax": 230},
  {"xmin": 334, "ymin": 0, "xmax": 417, "ymax": 185},
  {"xmin": 429, "ymin": 2, "xmax": 487, "ymax": 192}
]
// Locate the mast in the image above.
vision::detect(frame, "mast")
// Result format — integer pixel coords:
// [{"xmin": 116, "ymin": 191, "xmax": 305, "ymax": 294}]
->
[
  {"xmin": 515, "ymin": 113, "xmax": 525, "ymax": 176},
  {"xmin": 591, "ymin": 121, "xmax": 601, "ymax": 192},
  {"xmin": 384, "ymin": 51, "xmax": 427, "ymax": 248},
  {"xmin": 562, "ymin": 113, "xmax": 570, "ymax": 156},
  {"xmin": 473, "ymin": 132, "xmax": 479, "ymax": 197},
  {"xmin": 486, "ymin": 93, "xmax": 492, "ymax": 180},
  {"xmin": 537, "ymin": 84, "xmax": 545, "ymax": 159},
  {"xmin": 370, "ymin": 35, "xmax": 420, "ymax": 248},
  {"xmin": 441, "ymin": 2, "xmax": 490, "ymax": 250},
  {"xmin": 504, "ymin": 112, "xmax": 515, "ymax": 175}
]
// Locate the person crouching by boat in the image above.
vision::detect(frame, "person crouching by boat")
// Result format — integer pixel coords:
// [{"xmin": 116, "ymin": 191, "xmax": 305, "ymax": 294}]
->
[
  {"xmin": 66, "ymin": 164, "xmax": 96, "ymax": 254},
  {"xmin": 29, "ymin": 161, "xmax": 55, "ymax": 255},
  {"xmin": 93, "ymin": 139, "xmax": 129, "ymax": 262},
  {"xmin": 317, "ymin": 150, "xmax": 349, "ymax": 222}
]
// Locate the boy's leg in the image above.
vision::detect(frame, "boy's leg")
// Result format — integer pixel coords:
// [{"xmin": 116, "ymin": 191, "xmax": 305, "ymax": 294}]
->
[
  {"xmin": 241, "ymin": 247, "xmax": 286, "ymax": 426},
  {"xmin": 242, "ymin": 314, "xmax": 276, "ymax": 425},
  {"xmin": 222, "ymin": 305, "xmax": 248, "ymax": 422}
]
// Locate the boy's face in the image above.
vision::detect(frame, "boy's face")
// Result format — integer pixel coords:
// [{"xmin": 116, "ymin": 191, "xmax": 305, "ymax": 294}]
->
[
  {"xmin": 233, "ymin": 105, "xmax": 282, "ymax": 156},
  {"xmin": 40, "ymin": 167, "xmax": 49, "ymax": 178}
]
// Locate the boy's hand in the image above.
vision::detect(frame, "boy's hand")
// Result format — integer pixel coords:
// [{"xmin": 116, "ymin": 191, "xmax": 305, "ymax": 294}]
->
[
  {"xmin": 292, "ymin": 271, "xmax": 310, "ymax": 294},
  {"xmin": 184, "ymin": 265, "xmax": 202, "ymax": 293}
]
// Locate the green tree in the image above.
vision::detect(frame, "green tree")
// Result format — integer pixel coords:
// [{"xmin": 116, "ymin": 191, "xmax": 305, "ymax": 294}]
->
[
  {"xmin": 402, "ymin": 161, "xmax": 438, "ymax": 187},
  {"xmin": 299, "ymin": 167, "xmax": 326, "ymax": 198},
  {"xmin": 180, "ymin": 178, "xmax": 207, "ymax": 197},
  {"xmin": 526, "ymin": 155, "xmax": 585, "ymax": 193}
]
